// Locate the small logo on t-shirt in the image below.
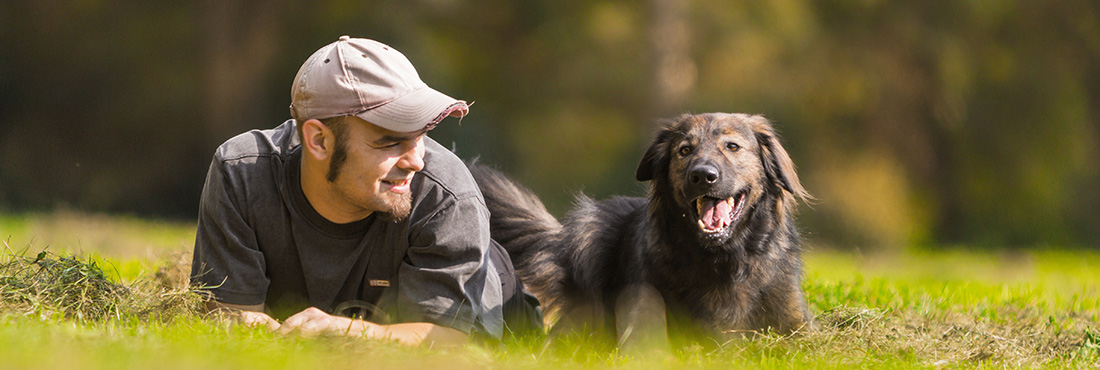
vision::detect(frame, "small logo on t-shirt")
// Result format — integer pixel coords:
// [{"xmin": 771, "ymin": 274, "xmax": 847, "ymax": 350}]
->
[{"xmin": 369, "ymin": 279, "xmax": 390, "ymax": 287}]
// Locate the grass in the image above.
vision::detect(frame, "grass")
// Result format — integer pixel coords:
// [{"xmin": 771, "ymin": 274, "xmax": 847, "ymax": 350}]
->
[{"xmin": 1, "ymin": 211, "xmax": 1099, "ymax": 369}]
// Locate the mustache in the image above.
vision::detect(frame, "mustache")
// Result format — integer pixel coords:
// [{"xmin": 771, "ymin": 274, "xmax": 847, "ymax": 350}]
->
[{"xmin": 382, "ymin": 170, "xmax": 415, "ymax": 182}]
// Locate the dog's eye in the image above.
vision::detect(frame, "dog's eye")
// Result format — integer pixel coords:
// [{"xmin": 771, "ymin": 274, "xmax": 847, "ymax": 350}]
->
[
  {"xmin": 678, "ymin": 145, "xmax": 693, "ymax": 157},
  {"xmin": 726, "ymin": 143, "xmax": 741, "ymax": 152}
]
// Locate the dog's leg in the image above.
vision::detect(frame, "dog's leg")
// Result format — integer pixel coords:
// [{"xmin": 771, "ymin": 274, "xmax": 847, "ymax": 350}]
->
[
  {"xmin": 550, "ymin": 301, "xmax": 607, "ymax": 338},
  {"xmin": 614, "ymin": 283, "xmax": 672, "ymax": 358},
  {"xmin": 758, "ymin": 281, "xmax": 813, "ymax": 333}
]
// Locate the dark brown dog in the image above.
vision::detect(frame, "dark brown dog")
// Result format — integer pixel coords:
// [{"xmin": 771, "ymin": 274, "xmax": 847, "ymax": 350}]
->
[{"xmin": 471, "ymin": 113, "xmax": 812, "ymax": 349}]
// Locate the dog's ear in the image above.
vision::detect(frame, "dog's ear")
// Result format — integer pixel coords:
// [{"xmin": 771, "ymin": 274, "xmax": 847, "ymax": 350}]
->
[
  {"xmin": 751, "ymin": 117, "xmax": 811, "ymax": 201},
  {"xmin": 635, "ymin": 128, "xmax": 676, "ymax": 182}
]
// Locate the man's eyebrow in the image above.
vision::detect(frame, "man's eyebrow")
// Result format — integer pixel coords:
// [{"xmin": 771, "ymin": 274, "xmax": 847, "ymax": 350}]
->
[{"xmin": 371, "ymin": 133, "xmax": 420, "ymax": 146}]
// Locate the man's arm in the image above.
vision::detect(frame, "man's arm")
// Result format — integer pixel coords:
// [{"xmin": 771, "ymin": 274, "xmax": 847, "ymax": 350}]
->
[
  {"xmin": 393, "ymin": 191, "xmax": 503, "ymax": 338},
  {"xmin": 191, "ymin": 153, "xmax": 274, "ymax": 321},
  {"xmin": 276, "ymin": 307, "xmax": 467, "ymax": 347}
]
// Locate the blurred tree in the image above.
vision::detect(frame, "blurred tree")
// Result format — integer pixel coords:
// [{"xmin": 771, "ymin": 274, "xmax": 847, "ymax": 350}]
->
[
  {"xmin": 199, "ymin": 0, "xmax": 288, "ymax": 142},
  {"xmin": 1, "ymin": 0, "xmax": 1097, "ymax": 249},
  {"xmin": 650, "ymin": 0, "xmax": 695, "ymax": 116},
  {"xmin": 0, "ymin": 1, "xmax": 205, "ymax": 216}
]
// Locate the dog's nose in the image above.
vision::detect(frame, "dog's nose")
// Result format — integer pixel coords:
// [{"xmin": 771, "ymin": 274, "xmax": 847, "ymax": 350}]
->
[{"xmin": 689, "ymin": 165, "xmax": 720, "ymax": 185}]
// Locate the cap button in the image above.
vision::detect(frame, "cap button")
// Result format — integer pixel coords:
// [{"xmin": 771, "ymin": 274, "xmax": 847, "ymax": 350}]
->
[{"xmin": 339, "ymin": 35, "xmax": 350, "ymax": 41}]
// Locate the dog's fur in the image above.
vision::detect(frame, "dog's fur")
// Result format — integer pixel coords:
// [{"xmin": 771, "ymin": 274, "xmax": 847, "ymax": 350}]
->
[{"xmin": 471, "ymin": 113, "xmax": 812, "ymax": 345}]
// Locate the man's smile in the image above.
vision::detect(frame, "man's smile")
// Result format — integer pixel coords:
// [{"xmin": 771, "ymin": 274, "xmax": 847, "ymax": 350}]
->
[{"xmin": 381, "ymin": 177, "xmax": 413, "ymax": 194}]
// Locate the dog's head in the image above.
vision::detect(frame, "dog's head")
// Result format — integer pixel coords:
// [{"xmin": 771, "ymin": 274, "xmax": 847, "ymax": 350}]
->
[{"xmin": 636, "ymin": 113, "xmax": 810, "ymax": 245}]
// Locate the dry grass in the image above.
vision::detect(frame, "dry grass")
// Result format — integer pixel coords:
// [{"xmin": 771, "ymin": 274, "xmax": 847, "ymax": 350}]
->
[{"xmin": 0, "ymin": 240, "xmax": 201, "ymax": 322}]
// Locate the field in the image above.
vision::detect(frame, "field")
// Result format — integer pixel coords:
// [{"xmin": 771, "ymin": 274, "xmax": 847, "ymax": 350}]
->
[{"xmin": 1, "ymin": 211, "xmax": 1098, "ymax": 369}]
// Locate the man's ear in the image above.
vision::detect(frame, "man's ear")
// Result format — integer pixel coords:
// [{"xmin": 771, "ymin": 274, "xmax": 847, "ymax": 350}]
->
[{"xmin": 301, "ymin": 119, "xmax": 334, "ymax": 160}]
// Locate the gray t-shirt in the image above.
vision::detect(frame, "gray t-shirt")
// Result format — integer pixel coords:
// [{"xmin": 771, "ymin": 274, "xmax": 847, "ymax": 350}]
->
[{"xmin": 190, "ymin": 119, "xmax": 503, "ymax": 338}]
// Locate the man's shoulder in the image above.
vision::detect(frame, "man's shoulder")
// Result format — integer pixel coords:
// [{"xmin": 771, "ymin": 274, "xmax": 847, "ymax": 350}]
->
[
  {"xmin": 215, "ymin": 120, "xmax": 301, "ymax": 163},
  {"xmin": 417, "ymin": 137, "xmax": 480, "ymax": 200}
]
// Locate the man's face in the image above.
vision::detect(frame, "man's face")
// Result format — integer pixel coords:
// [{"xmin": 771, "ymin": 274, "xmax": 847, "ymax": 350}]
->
[{"xmin": 326, "ymin": 117, "xmax": 425, "ymax": 221}]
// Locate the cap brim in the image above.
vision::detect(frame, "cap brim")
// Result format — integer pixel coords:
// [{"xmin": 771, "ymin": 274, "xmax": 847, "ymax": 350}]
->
[{"xmin": 355, "ymin": 87, "xmax": 468, "ymax": 133}]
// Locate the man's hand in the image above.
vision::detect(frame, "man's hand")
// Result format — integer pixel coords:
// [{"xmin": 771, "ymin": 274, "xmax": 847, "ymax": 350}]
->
[
  {"xmin": 277, "ymin": 307, "xmax": 368, "ymax": 337},
  {"xmin": 205, "ymin": 302, "xmax": 468, "ymax": 347},
  {"xmin": 204, "ymin": 300, "xmax": 281, "ymax": 331},
  {"xmin": 238, "ymin": 311, "xmax": 281, "ymax": 331}
]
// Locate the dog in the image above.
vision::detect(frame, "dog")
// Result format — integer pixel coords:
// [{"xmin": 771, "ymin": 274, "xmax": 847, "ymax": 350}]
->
[{"xmin": 470, "ymin": 113, "xmax": 812, "ymax": 350}]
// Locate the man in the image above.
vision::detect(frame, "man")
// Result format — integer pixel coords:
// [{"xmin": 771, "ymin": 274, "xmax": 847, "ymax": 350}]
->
[{"xmin": 190, "ymin": 36, "xmax": 539, "ymax": 346}]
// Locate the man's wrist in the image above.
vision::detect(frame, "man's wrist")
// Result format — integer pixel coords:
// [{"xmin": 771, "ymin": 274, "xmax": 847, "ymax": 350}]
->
[{"xmin": 356, "ymin": 319, "xmax": 380, "ymax": 339}]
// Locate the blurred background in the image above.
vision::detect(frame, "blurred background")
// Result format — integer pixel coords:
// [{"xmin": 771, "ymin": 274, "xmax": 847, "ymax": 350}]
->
[{"xmin": 1, "ymin": 1, "xmax": 1097, "ymax": 250}]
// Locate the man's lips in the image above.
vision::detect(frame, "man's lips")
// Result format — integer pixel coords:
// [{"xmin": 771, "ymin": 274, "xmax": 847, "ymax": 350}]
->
[{"xmin": 381, "ymin": 177, "xmax": 412, "ymax": 194}]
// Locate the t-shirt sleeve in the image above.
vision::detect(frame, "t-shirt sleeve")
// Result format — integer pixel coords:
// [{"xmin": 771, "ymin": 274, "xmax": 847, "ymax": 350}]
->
[
  {"xmin": 189, "ymin": 156, "xmax": 269, "ymax": 305},
  {"xmin": 397, "ymin": 194, "xmax": 503, "ymax": 337}
]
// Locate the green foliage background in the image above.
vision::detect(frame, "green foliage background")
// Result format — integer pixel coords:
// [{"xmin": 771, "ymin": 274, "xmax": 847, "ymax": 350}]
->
[{"xmin": 1, "ymin": 1, "xmax": 1098, "ymax": 248}]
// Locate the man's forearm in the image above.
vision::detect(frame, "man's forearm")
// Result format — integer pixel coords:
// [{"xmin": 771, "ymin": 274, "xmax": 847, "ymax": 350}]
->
[
  {"xmin": 201, "ymin": 303, "xmax": 467, "ymax": 346},
  {"xmin": 365, "ymin": 322, "xmax": 467, "ymax": 347},
  {"xmin": 277, "ymin": 307, "xmax": 467, "ymax": 347}
]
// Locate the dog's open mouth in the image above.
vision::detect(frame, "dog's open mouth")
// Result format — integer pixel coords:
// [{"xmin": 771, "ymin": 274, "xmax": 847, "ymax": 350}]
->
[{"xmin": 694, "ymin": 192, "xmax": 746, "ymax": 233}]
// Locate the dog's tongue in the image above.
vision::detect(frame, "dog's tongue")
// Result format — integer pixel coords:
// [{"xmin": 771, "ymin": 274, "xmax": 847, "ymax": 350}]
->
[{"xmin": 699, "ymin": 197, "xmax": 732, "ymax": 230}]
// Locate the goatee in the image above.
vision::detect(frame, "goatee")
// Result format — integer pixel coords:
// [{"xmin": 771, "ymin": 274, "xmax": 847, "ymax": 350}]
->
[{"xmin": 379, "ymin": 191, "xmax": 412, "ymax": 222}]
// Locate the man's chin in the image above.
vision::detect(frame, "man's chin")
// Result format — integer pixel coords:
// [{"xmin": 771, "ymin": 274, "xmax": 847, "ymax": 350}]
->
[{"xmin": 378, "ymin": 192, "xmax": 412, "ymax": 222}]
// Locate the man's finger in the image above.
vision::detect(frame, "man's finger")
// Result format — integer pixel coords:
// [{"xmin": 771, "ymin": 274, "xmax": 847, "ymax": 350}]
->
[
  {"xmin": 277, "ymin": 307, "xmax": 342, "ymax": 336},
  {"xmin": 262, "ymin": 316, "xmax": 281, "ymax": 332},
  {"xmin": 277, "ymin": 320, "xmax": 297, "ymax": 335},
  {"xmin": 238, "ymin": 311, "xmax": 280, "ymax": 331},
  {"xmin": 278, "ymin": 313, "xmax": 305, "ymax": 335}
]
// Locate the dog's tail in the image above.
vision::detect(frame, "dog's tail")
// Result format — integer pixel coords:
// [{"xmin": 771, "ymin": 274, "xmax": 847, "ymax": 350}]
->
[{"xmin": 468, "ymin": 162, "xmax": 567, "ymax": 312}]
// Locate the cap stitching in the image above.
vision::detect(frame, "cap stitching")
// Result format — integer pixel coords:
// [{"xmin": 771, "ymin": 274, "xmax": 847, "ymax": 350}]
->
[
  {"xmin": 290, "ymin": 51, "xmax": 320, "ymax": 120},
  {"xmin": 360, "ymin": 86, "xmax": 422, "ymax": 113},
  {"xmin": 336, "ymin": 42, "xmax": 368, "ymax": 112}
]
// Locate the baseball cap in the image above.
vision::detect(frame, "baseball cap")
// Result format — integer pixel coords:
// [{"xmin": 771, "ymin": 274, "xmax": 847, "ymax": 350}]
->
[{"xmin": 289, "ymin": 35, "xmax": 469, "ymax": 132}]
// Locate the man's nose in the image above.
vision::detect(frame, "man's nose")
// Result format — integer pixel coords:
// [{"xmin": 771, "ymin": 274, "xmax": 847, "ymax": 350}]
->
[{"xmin": 397, "ymin": 140, "xmax": 425, "ymax": 172}]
